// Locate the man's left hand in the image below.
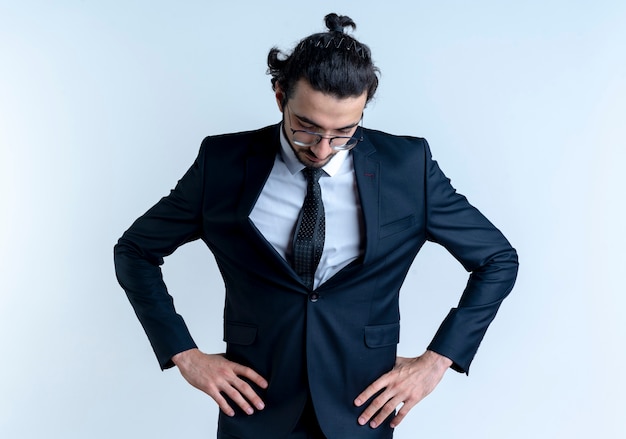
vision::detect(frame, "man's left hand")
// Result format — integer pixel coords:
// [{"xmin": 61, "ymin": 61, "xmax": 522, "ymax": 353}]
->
[{"xmin": 354, "ymin": 350, "xmax": 452, "ymax": 429}]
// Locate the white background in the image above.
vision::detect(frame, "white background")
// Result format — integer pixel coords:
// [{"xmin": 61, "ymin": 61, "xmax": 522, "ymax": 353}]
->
[{"xmin": 1, "ymin": 1, "xmax": 624, "ymax": 438}]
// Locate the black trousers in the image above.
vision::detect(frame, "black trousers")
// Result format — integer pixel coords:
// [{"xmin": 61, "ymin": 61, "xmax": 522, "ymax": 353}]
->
[
  {"xmin": 289, "ymin": 395, "xmax": 327, "ymax": 439},
  {"xmin": 217, "ymin": 395, "xmax": 326, "ymax": 439}
]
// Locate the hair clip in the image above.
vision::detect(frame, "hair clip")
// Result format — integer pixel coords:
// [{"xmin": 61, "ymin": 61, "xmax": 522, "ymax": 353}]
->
[{"xmin": 311, "ymin": 36, "xmax": 367, "ymax": 58}]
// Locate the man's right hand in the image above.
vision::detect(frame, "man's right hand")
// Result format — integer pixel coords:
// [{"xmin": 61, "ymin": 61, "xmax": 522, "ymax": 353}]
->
[{"xmin": 172, "ymin": 348, "xmax": 268, "ymax": 417}]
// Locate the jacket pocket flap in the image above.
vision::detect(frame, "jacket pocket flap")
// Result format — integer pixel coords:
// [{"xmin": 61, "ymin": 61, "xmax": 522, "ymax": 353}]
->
[
  {"xmin": 380, "ymin": 215, "xmax": 416, "ymax": 238},
  {"xmin": 364, "ymin": 323, "xmax": 400, "ymax": 348},
  {"xmin": 223, "ymin": 322, "xmax": 257, "ymax": 346}
]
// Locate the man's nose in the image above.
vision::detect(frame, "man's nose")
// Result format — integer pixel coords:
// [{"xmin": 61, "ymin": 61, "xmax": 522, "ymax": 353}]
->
[{"xmin": 311, "ymin": 137, "xmax": 333, "ymax": 157}]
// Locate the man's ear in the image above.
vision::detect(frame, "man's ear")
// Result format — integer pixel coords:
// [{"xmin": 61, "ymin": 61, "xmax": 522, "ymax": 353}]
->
[{"xmin": 274, "ymin": 83, "xmax": 285, "ymax": 112}]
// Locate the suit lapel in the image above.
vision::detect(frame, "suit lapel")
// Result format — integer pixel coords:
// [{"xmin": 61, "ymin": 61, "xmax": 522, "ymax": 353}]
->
[
  {"xmin": 237, "ymin": 125, "xmax": 281, "ymax": 219},
  {"xmin": 352, "ymin": 134, "xmax": 380, "ymax": 265},
  {"xmin": 235, "ymin": 125, "xmax": 302, "ymax": 280}
]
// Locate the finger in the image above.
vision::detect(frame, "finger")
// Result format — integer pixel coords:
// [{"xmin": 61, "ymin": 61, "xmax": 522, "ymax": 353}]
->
[
  {"xmin": 220, "ymin": 382, "xmax": 258, "ymax": 415},
  {"xmin": 201, "ymin": 370, "xmax": 261, "ymax": 415},
  {"xmin": 234, "ymin": 363, "xmax": 269, "ymax": 389},
  {"xmin": 354, "ymin": 375, "xmax": 388, "ymax": 407},
  {"xmin": 357, "ymin": 389, "xmax": 391, "ymax": 426},
  {"xmin": 389, "ymin": 401, "xmax": 414, "ymax": 429},
  {"xmin": 369, "ymin": 395, "xmax": 401, "ymax": 429},
  {"xmin": 210, "ymin": 390, "xmax": 236, "ymax": 417},
  {"xmin": 232, "ymin": 377, "xmax": 266, "ymax": 411}
]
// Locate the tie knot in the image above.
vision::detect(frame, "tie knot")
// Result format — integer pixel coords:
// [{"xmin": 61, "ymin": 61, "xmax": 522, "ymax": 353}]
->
[{"xmin": 303, "ymin": 167, "xmax": 323, "ymax": 183}]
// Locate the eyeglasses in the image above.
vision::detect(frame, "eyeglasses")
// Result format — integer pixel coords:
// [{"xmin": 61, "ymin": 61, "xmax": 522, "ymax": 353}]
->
[{"xmin": 286, "ymin": 107, "xmax": 363, "ymax": 151}]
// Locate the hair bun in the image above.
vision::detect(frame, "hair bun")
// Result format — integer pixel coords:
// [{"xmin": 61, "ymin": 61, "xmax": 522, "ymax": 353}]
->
[{"xmin": 324, "ymin": 13, "xmax": 356, "ymax": 33}]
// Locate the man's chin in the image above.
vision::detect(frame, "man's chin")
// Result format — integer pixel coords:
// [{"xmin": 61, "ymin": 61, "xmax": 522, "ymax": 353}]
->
[{"xmin": 298, "ymin": 153, "xmax": 333, "ymax": 168}]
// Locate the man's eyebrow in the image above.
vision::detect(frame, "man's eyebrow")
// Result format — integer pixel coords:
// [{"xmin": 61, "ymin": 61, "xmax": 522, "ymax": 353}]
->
[{"xmin": 295, "ymin": 113, "xmax": 360, "ymax": 131}]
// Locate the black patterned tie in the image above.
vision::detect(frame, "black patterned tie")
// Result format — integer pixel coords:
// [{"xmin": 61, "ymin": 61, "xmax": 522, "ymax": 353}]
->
[{"xmin": 292, "ymin": 167, "xmax": 325, "ymax": 289}]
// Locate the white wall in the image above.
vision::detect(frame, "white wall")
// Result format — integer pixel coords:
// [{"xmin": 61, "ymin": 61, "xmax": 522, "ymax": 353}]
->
[{"xmin": 1, "ymin": 1, "xmax": 624, "ymax": 437}]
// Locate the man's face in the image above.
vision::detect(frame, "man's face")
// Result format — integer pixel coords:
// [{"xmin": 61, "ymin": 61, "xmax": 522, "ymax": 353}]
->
[{"xmin": 277, "ymin": 79, "xmax": 367, "ymax": 168}]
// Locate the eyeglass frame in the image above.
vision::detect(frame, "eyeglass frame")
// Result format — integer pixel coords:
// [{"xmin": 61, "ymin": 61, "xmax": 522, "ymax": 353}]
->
[{"xmin": 286, "ymin": 106, "xmax": 364, "ymax": 151}]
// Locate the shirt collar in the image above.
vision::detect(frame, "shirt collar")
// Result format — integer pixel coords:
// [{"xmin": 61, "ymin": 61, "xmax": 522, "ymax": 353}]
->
[{"xmin": 279, "ymin": 123, "xmax": 349, "ymax": 177}]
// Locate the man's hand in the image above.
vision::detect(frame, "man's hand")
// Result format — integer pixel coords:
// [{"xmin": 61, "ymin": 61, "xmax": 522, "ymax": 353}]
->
[
  {"xmin": 354, "ymin": 350, "xmax": 452, "ymax": 429},
  {"xmin": 172, "ymin": 348, "xmax": 268, "ymax": 417}
]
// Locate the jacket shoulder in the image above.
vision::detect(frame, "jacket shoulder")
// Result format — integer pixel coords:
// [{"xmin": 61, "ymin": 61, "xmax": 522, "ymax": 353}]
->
[
  {"xmin": 362, "ymin": 127, "xmax": 427, "ymax": 145},
  {"xmin": 360, "ymin": 128, "xmax": 430, "ymax": 162},
  {"xmin": 200, "ymin": 124, "xmax": 278, "ymax": 148},
  {"xmin": 193, "ymin": 124, "xmax": 280, "ymax": 167}
]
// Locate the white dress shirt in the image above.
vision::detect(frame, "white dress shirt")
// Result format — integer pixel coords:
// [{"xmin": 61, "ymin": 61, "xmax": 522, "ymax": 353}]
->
[{"xmin": 249, "ymin": 126, "xmax": 363, "ymax": 289}]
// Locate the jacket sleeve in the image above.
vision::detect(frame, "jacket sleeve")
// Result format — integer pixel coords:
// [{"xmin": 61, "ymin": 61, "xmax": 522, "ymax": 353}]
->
[
  {"xmin": 421, "ymin": 140, "xmax": 519, "ymax": 374},
  {"xmin": 114, "ymin": 142, "xmax": 208, "ymax": 369}
]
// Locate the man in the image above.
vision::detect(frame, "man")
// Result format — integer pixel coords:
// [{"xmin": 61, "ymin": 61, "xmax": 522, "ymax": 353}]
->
[{"xmin": 114, "ymin": 13, "xmax": 518, "ymax": 439}]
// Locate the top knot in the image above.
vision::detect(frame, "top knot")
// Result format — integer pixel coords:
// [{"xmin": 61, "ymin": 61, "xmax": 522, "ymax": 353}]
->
[{"xmin": 324, "ymin": 13, "xmax": 356, "ymax": 33}]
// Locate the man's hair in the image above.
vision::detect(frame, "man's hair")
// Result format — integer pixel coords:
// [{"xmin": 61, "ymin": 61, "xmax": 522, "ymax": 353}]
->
[{"xmin": 267, "ymin": 13, "xmax": 380, "ymax": 105}]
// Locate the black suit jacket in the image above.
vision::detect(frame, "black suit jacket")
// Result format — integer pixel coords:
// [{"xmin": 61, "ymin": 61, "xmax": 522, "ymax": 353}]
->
[{"xmin": 114, "ymin": 124, "xmax": 518, "ymax": 439}]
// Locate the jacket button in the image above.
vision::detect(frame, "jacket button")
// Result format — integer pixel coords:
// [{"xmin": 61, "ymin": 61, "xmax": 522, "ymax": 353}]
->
[{"xmin": 309, "ymin": 292, "xmax": 319, "ymax": 302}]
